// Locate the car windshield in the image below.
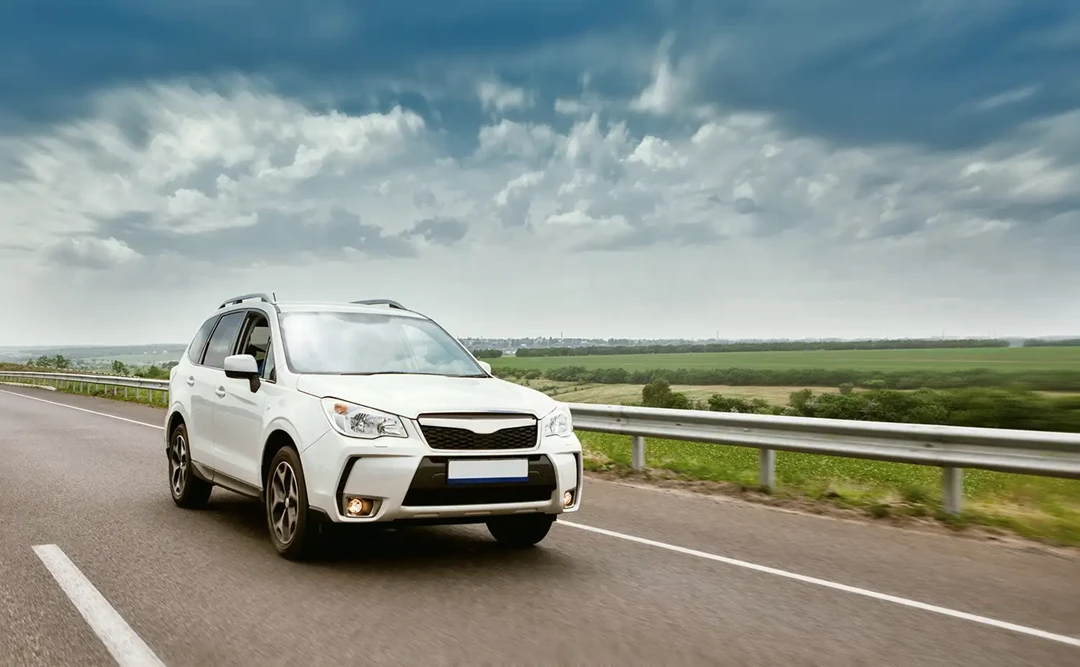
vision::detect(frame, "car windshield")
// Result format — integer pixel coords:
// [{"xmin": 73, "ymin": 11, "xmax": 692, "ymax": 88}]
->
[{"xmin": 279, "ymin": 311, "xmax": 486, "ymax": 376}]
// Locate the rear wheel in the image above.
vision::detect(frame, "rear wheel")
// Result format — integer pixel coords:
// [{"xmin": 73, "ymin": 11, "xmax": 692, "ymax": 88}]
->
[
  {"xmin": 486, "ymin": 514, "xmax": 555, "ymax": 547},
  {"xmin": 265, "ymin": 446, "xmax": 319, "ymax": 560},
  {"xmin": 167, "ymin": 423, "xmax": 212, "ymax": 508}
]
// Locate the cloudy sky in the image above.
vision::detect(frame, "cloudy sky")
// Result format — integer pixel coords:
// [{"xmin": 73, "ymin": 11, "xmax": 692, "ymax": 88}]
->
[{"xmin": 2, "ymin": 1, "xmax": 1078, "ymax": 346}]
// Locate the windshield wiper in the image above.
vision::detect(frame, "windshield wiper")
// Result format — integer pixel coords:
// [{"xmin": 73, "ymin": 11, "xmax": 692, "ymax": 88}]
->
[
  {"xmin": 340, "ymin": 371, "xmax": 490, "ymax": 377},
  {"xmin": 342, "ymin": 371, "xmax": 424, "ymax": 376}
]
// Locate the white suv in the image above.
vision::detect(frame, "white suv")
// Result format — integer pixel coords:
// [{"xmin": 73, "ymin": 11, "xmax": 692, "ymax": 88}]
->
[{"xmin": 164, "ymin": 294, "xmax": 583, "ymax": 559}]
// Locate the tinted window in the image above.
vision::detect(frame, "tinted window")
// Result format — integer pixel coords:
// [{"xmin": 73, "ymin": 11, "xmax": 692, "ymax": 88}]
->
[
  {"xmin": 262, "ymin": 341, "xmax": 277, "ymax": 382},
  {"xmin": 236, "ymin": 312, "xmax": 274, "ymax": 379},
  {"xmin": 187, "ymin": 317, "xmax": 219, "ymax": 364},
  {"xmin": 202, "ymin": 312, "xmax": 245, "ymax": 369},
  {"xmin": 279, "ymin": 311, "xmax": 484, "ymax": 376}
]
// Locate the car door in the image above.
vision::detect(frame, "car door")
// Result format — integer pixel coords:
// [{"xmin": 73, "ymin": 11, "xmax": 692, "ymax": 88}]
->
[
  {"xmin": 195, "ymin": 310, "xmax": 247, "ymax": 472},
  {"xmin": 212, "ymin": 310, "xmax": 276, "ymax": 488},
  {"xmin": 178, "ymin": 315, "xmax": 220, "ymax": 467}
]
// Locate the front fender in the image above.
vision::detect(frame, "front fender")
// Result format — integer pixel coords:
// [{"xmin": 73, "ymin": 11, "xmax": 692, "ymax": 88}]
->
[
  {"xmin": 164, "ymin": 402, "xmax": 190, "ymax": 445},
  {"xmin": 255, "ymin": 394, "xmax": 331, "ymax": 490}
]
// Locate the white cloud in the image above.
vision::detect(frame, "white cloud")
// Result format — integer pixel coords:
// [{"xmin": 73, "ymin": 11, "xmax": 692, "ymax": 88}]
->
[
  {"xmin": 0, "ymin": 79, "xmax": 1077, "ymax": 344},
  {"xmin": 477, "ymin": 80, "xmax": 533, "ymax": 112},
  {"xmin": 629, "ymin": 35, "xmax": 695, "ymax": 116},
  {"xmin": 46, "ymin": 237, "xmax": 140, "ymax": 269},
  {"xmin": 973, "ymin": 84, "xmax": 1041, "ymax": 111},
  {"xmin": 555, "ymin": 97, "xmax": 589, "ymax": 115}
]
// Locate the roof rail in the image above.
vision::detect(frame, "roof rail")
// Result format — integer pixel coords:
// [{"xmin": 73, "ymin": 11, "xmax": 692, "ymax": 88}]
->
[
  {"xmin": 219, "ymin": 293, "xmax": 275, "ymax": 310},
  {"xmin": 351, "ymin": 299, "xmax": 408, "ymax": 311}
]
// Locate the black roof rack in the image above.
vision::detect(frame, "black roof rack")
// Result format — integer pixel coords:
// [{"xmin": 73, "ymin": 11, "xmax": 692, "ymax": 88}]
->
[
  {"xmin": 219, "ymin": 293, "xmax": 276, "ymax": 310},
  {"xmin": 351, "ymin": 299, "xmax": 408, "ymax": 311}
]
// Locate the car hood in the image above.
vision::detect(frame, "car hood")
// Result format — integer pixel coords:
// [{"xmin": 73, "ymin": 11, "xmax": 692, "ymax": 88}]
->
[{"xmin": 294, "ymin": 373, "xmax": 558, "ymax": 419}]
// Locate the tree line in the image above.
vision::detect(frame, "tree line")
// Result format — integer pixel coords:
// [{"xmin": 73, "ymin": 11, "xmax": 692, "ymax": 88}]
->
[
  {"xmin": 514, "ymin": 338, "xmax": 1011, "ymax": 357},
  {"xmin": 493, "ymin": 365, "xmax": 1080, "ymax": 392},
  {"xmin": 9, "ymin": 357, "xmax": 173, "ymax": 380},
  {"xmin": 639, "ymin": 379, "xmax": 1080, "ymax": 433},
  {"xmin": 1024, "ymin": 338, "xmax": 1080, "ymax": 347},
  {"xmin": 25, "ymin": 354, "xmax": 72, "ymax": 369}
]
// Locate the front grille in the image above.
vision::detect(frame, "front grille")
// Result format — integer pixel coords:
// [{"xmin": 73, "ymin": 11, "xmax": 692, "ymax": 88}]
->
[{"xmin": 421, "ymin": 423, "xmax": 538, "ymax": 451}]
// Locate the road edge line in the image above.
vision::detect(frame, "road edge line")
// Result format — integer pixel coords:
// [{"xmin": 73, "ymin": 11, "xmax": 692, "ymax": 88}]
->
[
  {"xmin": 559, "ymin": 520, "xmax": 1080, "ymax": 648},
  {"xmin": 0, "ymin": 389, "xmax": 164, "ymax": 430}
]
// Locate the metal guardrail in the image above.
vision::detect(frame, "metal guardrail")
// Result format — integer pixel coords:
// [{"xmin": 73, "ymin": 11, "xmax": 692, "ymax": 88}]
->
[
  {"xmin": 568, "ymin": 403, "xmax": 1080, "ymax": 515},
  {"xmin": 3, "ymin": 371, "xmax": 1078, "ymax": 515},
  {"xmin": 0, "ymin": 371, "xmax": 169, "ymax": 404}
]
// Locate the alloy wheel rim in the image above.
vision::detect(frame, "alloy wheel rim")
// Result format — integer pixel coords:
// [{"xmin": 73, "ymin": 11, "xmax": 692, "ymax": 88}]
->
[
  {"xmin": 168, "ymin": 433, "xmax": 188, "ymax": 496},
  {"xmin": 269, "ymin": 461, "xmax": 300, "ymax": 544}
]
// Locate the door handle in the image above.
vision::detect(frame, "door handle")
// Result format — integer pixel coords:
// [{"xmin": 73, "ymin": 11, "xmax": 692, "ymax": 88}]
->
[
  {"xmin": 187, "ymin": 376, "xmax": 195, "ymax": 386},
  {"xmin": 215, "ymin": 387, "xmax": 226, "ymax": 398}
]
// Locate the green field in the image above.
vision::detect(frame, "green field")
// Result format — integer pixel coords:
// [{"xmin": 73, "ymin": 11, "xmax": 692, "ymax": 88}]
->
[{"xmin": 495, "ymin": 346, "xmax": 1080, "ymax": 373}]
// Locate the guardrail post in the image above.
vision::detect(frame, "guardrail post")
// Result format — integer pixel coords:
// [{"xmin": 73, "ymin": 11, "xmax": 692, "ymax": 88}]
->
[
  {"xmin": 631, "ymin": 435, "xmax": 645, "ymax": 472},
  {"xmin": 759, "ymin": 448, "xmax": 776, "ymax": 490},
  {"xmin": 942, "ymin": 467, "xmax": 963, "ymax": 515}
]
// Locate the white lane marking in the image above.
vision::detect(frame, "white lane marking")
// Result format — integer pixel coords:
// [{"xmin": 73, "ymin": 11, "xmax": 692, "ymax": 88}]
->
[
  {"xmin": 33, "ymin": 544, "xmax": 167, "ymax": 667},
  {"xmin": 559, "ymin": 520, "xmax": 1080, "ymax": 648},
  {"xmin": 0, "ymin": 389, "xmax": 164, "ymax": 430}
]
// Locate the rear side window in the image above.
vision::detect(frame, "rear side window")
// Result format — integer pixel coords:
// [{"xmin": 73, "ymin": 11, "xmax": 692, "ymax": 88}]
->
[
  {"xmin": 202, "ymin": 312, "xmax": 246, "ymax": 369},
  {"xmin": 186, "ymin": 317, "xmax": 219, "ymax": 364}
]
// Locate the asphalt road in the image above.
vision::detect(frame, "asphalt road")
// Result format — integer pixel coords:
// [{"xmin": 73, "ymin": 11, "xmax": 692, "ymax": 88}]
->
[{"xmin": 1, "ymin": 385, "xmax": 1078, "ymax": 666}]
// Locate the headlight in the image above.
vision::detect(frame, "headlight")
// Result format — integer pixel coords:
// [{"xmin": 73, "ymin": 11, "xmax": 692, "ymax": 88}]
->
[
  {"xmin": 321, "ymin": 398, "xmax": 407, "ymax": 440},
  {"xmin": 542, "ymin": 403, "xmax": 573, "ymax": 438}
]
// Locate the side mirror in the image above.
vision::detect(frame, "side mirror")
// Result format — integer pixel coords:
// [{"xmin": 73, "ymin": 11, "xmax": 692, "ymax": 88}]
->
[
  {"xmin": 477, "ymin": 360, "xmax": 492, "ymax": 374},
  {"xmin": 224, "ymin": 354, "xmax": 261, "ymax": 392}
]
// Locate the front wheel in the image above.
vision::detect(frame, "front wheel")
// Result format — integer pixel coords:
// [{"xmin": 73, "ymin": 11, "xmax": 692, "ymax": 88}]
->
[
  {"xmin": 486, "ymin": 514, "xmax": 556, "ymax": 547},
  {"xmin": 265, "ymin": 446, "xmax": 319, "ymax": 561},
  {"xmin": 167, "ymin": 423, "xmax": 212, "ymax": 508}
]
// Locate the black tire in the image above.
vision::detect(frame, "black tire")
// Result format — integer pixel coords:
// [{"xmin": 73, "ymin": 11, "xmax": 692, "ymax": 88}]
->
[
  {"xmin": 167, "ymin": 423, "xmax": 213, "ymax": 509},
  {"xmin": 265, "ymin": 446, "xmax": 319, "ymax": 561},
  {"xmin": 486, "ymin": 514, "xmax": 556, "ymax": 547}
]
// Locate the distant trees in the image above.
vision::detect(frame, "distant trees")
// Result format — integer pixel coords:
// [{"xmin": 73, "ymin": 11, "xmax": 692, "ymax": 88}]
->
[
  {"xmin": 492, "ymin": 364, "xmax": 1080, "ymax": 392},
  {"xmin": 28, "ymin": 354, "xmax": 70, "ymax": 369},
  {"xmin": 111, "ymin": 360, "xmax": 129, "ymax": 376},
  {"xmin": 515, "ymin": 338, "xmax": 1011, "ymax": 357},
  {"xmin": 133, "ymin": 364, "xmax": 169, "ymax": 380},
  {"xmin": 1024, "ymin": 339, "xmax": 1080, "ymax": 347},
  {"xmin": 640, "ymin": 384, "xmax": 1080, "ymax": 433},
  {"xmin": 471, "ymin": 349, "xmax": 504, "ymax": 359},
  {"xmin": 641, "ymin": 379, "xmax": 690, "ymax": 409}
]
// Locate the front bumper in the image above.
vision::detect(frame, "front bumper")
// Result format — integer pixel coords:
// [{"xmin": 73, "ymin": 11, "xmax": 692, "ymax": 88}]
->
[{"xmin": 301, "ymin": 430, "xmax": 584, "ymax": 523}]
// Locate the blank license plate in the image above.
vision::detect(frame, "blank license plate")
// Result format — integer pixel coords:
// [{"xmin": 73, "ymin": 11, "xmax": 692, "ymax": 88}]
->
[{"xmin": 447, "ymin": 458, "xmax": 529, "ymax": 485}]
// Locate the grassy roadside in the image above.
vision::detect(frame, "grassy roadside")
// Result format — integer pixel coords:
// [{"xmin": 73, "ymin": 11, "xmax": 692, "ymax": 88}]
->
[{"xmin": 580, "ymin": 432, "xmax": 1080, "ymax": 547}]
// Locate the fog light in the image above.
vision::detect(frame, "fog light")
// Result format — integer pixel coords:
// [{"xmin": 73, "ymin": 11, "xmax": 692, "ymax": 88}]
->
[
  {"xmin": 562, "ymin": 491, "xmax": 574, "ymax": 508},
  {"xmin": 345, "ymin": 496, "xmax": 375, "ymax": 517}
]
